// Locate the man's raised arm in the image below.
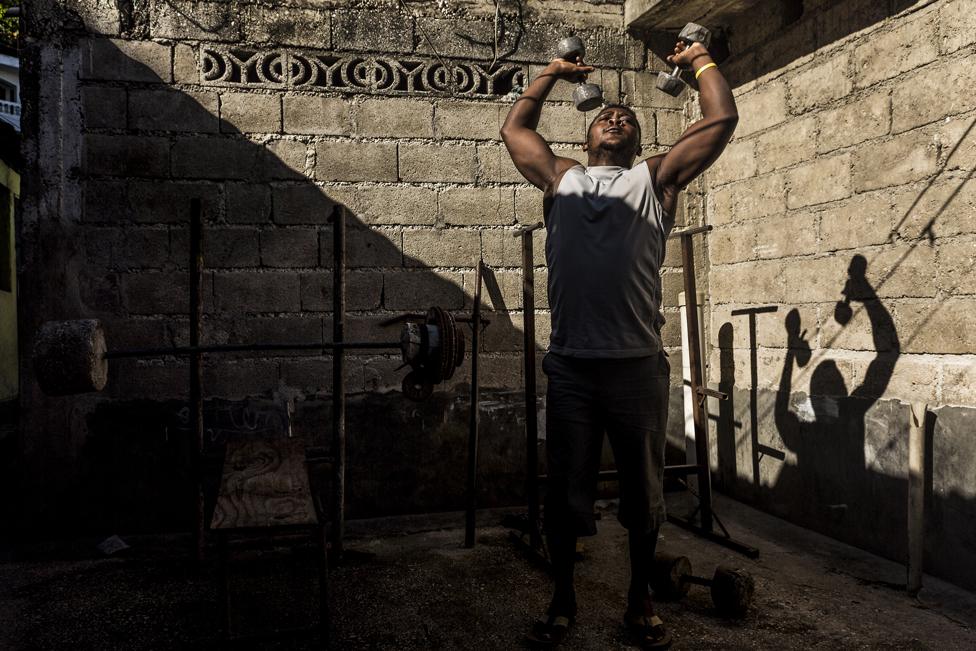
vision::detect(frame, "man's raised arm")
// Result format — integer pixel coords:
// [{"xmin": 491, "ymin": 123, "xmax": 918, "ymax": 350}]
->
[
  {"xmin": 652, "ymin": 42, "xmax": 739, "ymax": 211},
  {"xmin": 500, "ymin": 59, "xmax": 593, "ymax": 192}
]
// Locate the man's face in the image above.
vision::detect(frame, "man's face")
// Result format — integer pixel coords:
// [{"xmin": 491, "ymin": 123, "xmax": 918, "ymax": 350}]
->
[{"xmin": 585, "ymin": 107, "xmax": 641, "ymax": 155}]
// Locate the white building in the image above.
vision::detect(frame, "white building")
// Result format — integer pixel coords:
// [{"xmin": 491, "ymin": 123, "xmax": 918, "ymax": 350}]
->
[{"xmin": 0, "ymin": 49, "xmax": 19, "ymax": 132}]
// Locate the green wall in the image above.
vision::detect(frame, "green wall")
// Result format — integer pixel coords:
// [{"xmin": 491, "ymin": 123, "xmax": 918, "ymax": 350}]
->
[{"xmin": 0, "ymin": 158, "xmax": 19, "ymax": 401}]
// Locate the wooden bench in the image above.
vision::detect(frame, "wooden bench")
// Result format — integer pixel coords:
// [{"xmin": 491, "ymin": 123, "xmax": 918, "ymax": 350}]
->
[{"xmin": 211, "ymin": 437, "xmax": 328, "ymax": 640}]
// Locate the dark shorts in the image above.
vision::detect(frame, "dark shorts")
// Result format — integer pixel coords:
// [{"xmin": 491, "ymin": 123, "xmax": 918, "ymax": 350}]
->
[{"xmin": 542, "ymin": 351, "xmax": 671, "ymax": 537}]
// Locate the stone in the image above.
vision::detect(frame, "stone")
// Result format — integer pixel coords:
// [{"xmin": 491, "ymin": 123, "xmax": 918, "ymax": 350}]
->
[
  {"xmin": 439, "ymin": 187, "xmax": 515, "ymax": 226},
  {"xmin": 786, "ymin": 154, "xmax": 852, "ymax": 209},
  {"xmin": 734, "ymin": 83, "xmax": 788, "ymax": 138},
  {"xmin": 852, "ymin": 130, "xmax": 939, "ymax": 192},
  {"xmin": 82, "ymin": 38, "xmax": 172, "ymax": 83},
  {"xmin": 220, "ymin": 92, "xmax": 282, "ymax": 134},
  {"xmin": 434, "ymin": 101, "xmax": 503, "ymax": 141},
  {"xmin": 817, "ymin": 91, "xmax": 890, "ymax": 154},
  {"xmin": 853, "ymin": 14, "xmax": 938, "ymax": 87},
  {"xmin": 284, "ymin": 95, "xmax": 352, "ymax": 135},
  {"xmin": 84, "ymin": 135, "xmax": 170, "ymax": 177},
  {"xmin": 260, "ymin": 229, "xmax": 320, "ymax": 268},
  {"xmin": 128, "ymin": 89, "xmax": 219, "ymax": 132},
  {"xmin": 315, "ymin": 141, "xmax": 398, "ymax": 182},
  {"xmin": 354, "ymin": 98, "xmax": 434, "ymax": 138},
  {"xmin": 402, "ymin": 229, "xmax": 482, "ymax": 268},
  {"xmin": 272, "ymin": 185, "xmax": 339, "ymax": 225},
  {"xmin": 213, "ymin": 271, "xmax": 302, "ymax": 313},
  {"xmin": 399, "ymin": 144, "xmax": 477, "ymax": 183},
  {"xmin": 787, "ymin": 54, "xmax": 852, "ymax": 113},
  {"xmin": 755, "ymin": 116, "xmax": 817, "ymax": 174}
]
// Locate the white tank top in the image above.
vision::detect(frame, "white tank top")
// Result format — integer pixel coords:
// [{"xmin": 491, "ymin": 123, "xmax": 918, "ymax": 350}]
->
[{"xmin": 545, "ymin": 163, "xmax": 674, "ymax": 358}]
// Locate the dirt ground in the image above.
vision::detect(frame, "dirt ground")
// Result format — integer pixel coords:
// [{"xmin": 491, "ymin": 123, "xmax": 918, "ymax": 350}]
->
[{"xmin": 2, "ymin": 495, "xmax": 975, "ymax": 650}]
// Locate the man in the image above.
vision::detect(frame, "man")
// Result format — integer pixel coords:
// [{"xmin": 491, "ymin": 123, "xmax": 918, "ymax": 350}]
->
[{"xmin": 500, "ymin": 37, "xmax": 737, "ymax": 649}]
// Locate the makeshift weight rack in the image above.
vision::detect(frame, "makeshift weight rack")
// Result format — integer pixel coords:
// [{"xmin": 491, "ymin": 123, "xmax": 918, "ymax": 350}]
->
[{"xmin": 507, "ymin": 222, "xmax": 759, "ymax": 561}]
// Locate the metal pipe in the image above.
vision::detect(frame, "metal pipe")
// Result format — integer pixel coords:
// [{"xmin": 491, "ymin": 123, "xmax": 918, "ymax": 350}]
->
[
  {"xmin": 680, "ymin": 232, "xmax": 713, "ymax": 532},
  {"xmin": 668, "ymin": 224, "xmax": 712, "ymax": 240},
  {"xmin": 907, "ymin": 401, "xmax": 927, "ymax": 595},
  {"xmin": 189, "ymin": 198, "xmax": 205, "ymax": 563},
  {"xmin": 332, "ymin": 208, "xmax": 346, "ymax": 560},
  {"xmin": 104, "ymin": 341, "xmax": 399, "ymax": 359},
  {"xmin": 520, "ymin": 228, "xmax": 541, "ymax": 550},
  {"xmin": 464, "ymin": 260, "xmax": 483, "ymax": 548}
]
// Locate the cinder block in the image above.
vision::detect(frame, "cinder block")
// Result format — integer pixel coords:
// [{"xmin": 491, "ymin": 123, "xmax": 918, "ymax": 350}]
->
[
  {"xmin": 515, "ymin": 187, "xmax": 545, "ymax": 226},
  {"xmin": 891, "ymin": 177, "xmax": 976, "ymax": 241},
  {"xmin": 272, "ymin": 184, "xmax": 338, "ymax": 225},
  {"xmin": 199, "ymin": 227, "xmax": 261, "ymax": 268},
  {"xmin": 478, "ymin": 144, "xmax": 524, "ymax": 184},
  {"xmin": 755, "ymin": 116, "xmax": 817, "ymax": 174},
  {"xmin": 818, "ymin": 192, "xmax": 894, "ymax": 253},
  {"xmin": 942, "ymin": 357, "xmax": 976, "ymax": 405},
  {"xmin": 786, "ymin": 54, "xmax": 852, "ymax": 114},
  {"xmin": 852, "ymin": 130, "xmax": 938, "ymax": 192},
  {"xmin": 280, "ymin": 358, "xmax": 334, "ymax": 394},
  {"xmin": 708, "ymin": 259, "xmax": 785, "ymax": 305},
  {"xmin": 338, "ymin": 185, "xmax": 438, "ymax": 226},
  {"xmin": 734, "ymin": 83, "xmax": 788, "ymax": 137},
  {"xmin": 353, "ymin": 98, "xmax": 434, "ymax": 138},
  {"xmin": 439, "ymin": 187, "xmax": 514, "ymax": 226},
  {"xmin": 864, "ymin": 243, "xmax": 937, "ymax": 299},
  {"xmin": 174, "ymin": 44, "xmax": 199, "ymax": 84},
  {"xmin": 261, "ymin": 229, "xmax": 320, "ymax": 268},
  {"xmin": 383, "ymin": 270, "xmax": 464, "ymax": 310},
  {"xmin": 891, "ymin": 54, "xmax": 976, "ymax": 133},
  {"xmin": 655, "ymin": 111, "xmax": 683, "ymax": 147},
  {"xmin": 82, "ymin": 39, "xmax": 172, "ymax": 83},
  {"xmin": 708, "ymin": 138, "xmax": 757, "ymax": 186},
  {"xmin": 757, "ymin": 213, "xmax": 818, "ymax": 260},
  {"xmin": 896, "ymin": 298, "xmax": 976, "ymax": 354},
  {"xmin": 85, "ymin": 135, "xmax": 170, "ymax": 177},
  {"xmin": 481, "ymin": 312, "xmax": 550, "ymax": 353},
  {"xmin": 621, "ymin": 71, "xmax": 685, "ymax": 110},
  {"xmin": 299, "ymin": 270, "xmax": 383, "ymax": 310},
  {"xmin": 479, "ymin": 354, "xmax": 524, "ymax": 390},
  {"xmin": 536, "ymin": 103, "xmax": 586, "ymax": 144},
  {"xmin": 204, "ymin": 360, "xmax": 280, "ymax": 400},
  {"xmin": 465, "ymin": 269, "xmax": 522, "ymax": 310},
  {"xmin": 786, "ymin": 154, "xmax": 852, "ymax": 209},
  {"xmin": 335, "ymin": 226, "xmax": 404, "ymax": 268},
  {"xmin": 172, "ymin": 137, "xmax": 260, "ymax": 180},
  {"xmin": 402, "ymin": 228, "xmax": 481, "ymax": 268},
  {"xmin": 511, "ymin": 23, "xmax": 642, "ymax": 69},
  {"xmin": 220, "ymin": 92, "xmax": 282, "ymax": 134},
  {"xmin": 481, "ymin": 228, "xmax": 546, "ymax": 267},
  {"xmin": 940, "ymin": 0, "xmax": 976, "ymax": 54},
  {"xmin": 778, "ymin": 255, "xmax": 847, "ymax": 304},
  {"xmin": 214, "ymin": 271, "xmax": 302, "ymax": 313},
  {"xmin": 234, "ymin": 315, "xmax": 325, "ymax": 349},
  {"xmin": 415, "ymin": 18, "xmax": 496, "ymax": 60},
  {"xmin": 315, "ymin": 141, "xmax": 397, "ymax": 182},
  {"xmin": 128, "ymin": 89, "xmax": 219, "ymax": 132},
  {"xmin": 82, "ymin": 86, "xmax": 126, "ymax": 130},
  {"xmin": 284, "ymin": 95, "xmax": 352, "ymax": 135},
  {"xmin": 816, "ymin": 91, "xmax": 890, "ymax": 154},
  {"xmin": 150, "ymin": 1, "xmax": 242, "ymax": 41},
  {"xmin": 226, "ymin": 182, "xmax": 271, "ymax": 224},
  {"xmin": 83, "ymin": 180, "xmax": 128, "ymax": 222},
  {"xmin": 122, "ymin": 271, "xmax": 189, "ymax": 314},
  {"xmin": 264, "ymin": 139, "xmax": 309, "ymax": 180},
  {"xmin": 245, "ymin": 6, "xmax": 331, "ymax": 48},
  {"xmin": 708, "ymin": 221, "xmax": 760, "ymax": 265},
  {"xmin": 399, "ymin": 144, "xmax": 477, "ymax": 183},
  {"xmin": 852, "ymin": 12, "xmax": 938, "ymax": 87},
  {"xmin": 332, "ymin": 9, "xmax": 413, "ymax": 53},
  {"xmin": 708, "ymin": 173, "xmax": 787, "ymax": 224},
  {"xmin": 434, "ymin": 100, "xmax": 502, "ymax": 141},
  {"xmin": 128, "ymin": 180, "xmax": 222, "ymax": 224}
]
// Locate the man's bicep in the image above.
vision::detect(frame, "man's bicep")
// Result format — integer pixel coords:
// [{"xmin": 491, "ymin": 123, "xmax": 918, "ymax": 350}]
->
[
  {"xmin": 502, "ymin": 128, "xmax": 562, "ymax": 190},
  {"xmin": 654, "ymin": 117, "xmax": 736, "ymax": 193}
]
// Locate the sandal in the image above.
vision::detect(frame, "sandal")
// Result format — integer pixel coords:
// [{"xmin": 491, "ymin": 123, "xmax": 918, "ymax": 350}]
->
[
  {"xmin": 526, "ymin": 613, "xmax": 574, "ymax": 647},
  {"xmin": 624, "ymin": 612, "xmax": 672, "ymax": 650}
]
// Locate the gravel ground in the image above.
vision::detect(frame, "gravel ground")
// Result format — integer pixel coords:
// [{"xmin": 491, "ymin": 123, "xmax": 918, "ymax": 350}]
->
[{"xmin": 2, "ymin": 495, "xmax": 975, "ymax": 650}]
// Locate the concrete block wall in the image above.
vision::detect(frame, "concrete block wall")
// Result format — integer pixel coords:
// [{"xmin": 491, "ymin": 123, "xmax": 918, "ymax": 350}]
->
[
  {"xmin": 695, "ymin": 0, "xmax": 976, "ymax": 588},
  {"xmin": 13, "ymin": 0, "xmax": 692, "ymax": 532}
]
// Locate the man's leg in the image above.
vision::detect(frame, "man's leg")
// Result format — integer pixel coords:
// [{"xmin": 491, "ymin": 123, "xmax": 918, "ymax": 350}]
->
[
  {"xmin": 602, "ymin": 353, "xmax": 671, "ymax": 645},
  {"xmin": 531, "ymin": 354, "xmax": 603, "ymax": 643}
]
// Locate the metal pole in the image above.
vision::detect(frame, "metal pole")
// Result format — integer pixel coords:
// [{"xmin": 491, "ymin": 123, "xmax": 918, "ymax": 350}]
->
[
  {"xmin": 520, "ymin": 226, "xmax": 541, "ymax": 549},
  {"xmin": 189, "ymin": 198, "xmax": 205, "ymax": 562},
  {"xmin": 332, "ymin": 207, "xmax": 346, "ymax": 559},
  {"xmin": 907, "ymin": 401, "xmax": 927, "ymax": 595},
  {"xmin": 680, "ymin": 233, "xmax": 713, "ymax": 532},
  {"xmin": 464, "ymin": 260, "xmax": 483, "ymax": 548}
]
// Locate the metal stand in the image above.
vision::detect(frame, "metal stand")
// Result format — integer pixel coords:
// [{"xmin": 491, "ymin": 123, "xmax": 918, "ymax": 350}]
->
[{"xmin": 464, "ymin": 260, "xmax": 485, "ymax": 548}]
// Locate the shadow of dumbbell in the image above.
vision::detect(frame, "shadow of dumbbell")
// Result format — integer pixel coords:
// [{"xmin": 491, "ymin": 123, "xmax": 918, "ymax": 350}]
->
[{"xmin": 650, "ymin": 553, "xmax": 755, "ymax": 618}]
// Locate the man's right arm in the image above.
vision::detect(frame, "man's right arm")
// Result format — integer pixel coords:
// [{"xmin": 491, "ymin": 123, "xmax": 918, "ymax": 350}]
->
[{"xmin": 500, "ymin": 59, "xmax": 591, "ymax": 192}]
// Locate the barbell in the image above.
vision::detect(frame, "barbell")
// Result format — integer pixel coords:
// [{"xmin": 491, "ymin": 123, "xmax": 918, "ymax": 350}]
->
[
  {"xmin": 32, "ymin": 306, "xmax": 465, "ymax": 401},
  {"xmin": 650, "ymin": 552, "xmax": 755, "ymax": 617}
]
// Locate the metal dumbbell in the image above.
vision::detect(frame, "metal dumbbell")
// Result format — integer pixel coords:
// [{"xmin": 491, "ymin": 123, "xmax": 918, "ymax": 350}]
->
[
  {"xmin": 650, "ymin": 553, "xmax": 755, "ymax": 617},
  {"xmin": 555, "ymin": 35, "xmax": 604, "ymax": 112},
  {"xmin": 656, "ymin": 23, "xmax": 713, "ymax": 97}
]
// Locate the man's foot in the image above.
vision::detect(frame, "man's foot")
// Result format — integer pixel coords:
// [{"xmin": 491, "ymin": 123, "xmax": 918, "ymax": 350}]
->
[
  {"xmin": 623, "ymin": 610, "xmax": 672, "ymax": 650},
  {"xmin": 526, "ymin": 613, "xmax": 574, "ymax": 647}
]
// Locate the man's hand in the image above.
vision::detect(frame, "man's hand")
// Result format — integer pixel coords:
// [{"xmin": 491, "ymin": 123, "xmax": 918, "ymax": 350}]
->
[
  {"xmin": 545, "ymin": 57, "xmax": 595, "ymax": 83},
  {"xmin": 667, "ymin": 41, "xmax": 711, "ymax": 69}
]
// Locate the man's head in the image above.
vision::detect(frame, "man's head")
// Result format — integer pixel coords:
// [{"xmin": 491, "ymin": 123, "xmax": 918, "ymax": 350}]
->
[{"xmin": 583, "ymin": 104, "xmax": 642, "ymax": 165}]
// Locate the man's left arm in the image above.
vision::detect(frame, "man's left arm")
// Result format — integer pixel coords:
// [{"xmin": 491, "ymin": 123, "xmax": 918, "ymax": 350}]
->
[{"xmin": 650, "ymin": 42, "xmax": 739, "ymax": 213}]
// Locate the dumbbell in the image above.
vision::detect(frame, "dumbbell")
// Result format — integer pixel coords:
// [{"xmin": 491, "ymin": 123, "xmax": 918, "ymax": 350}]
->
[
  {"xmin": 656, "ymin": 23, "xmax": 713, "ymax": 97},
  {"xmin": 555, "ymin": 35, "xmax": 604, "ymax": 112},
  {"xmin": 650, "ymin": 553, "xmax": 754, "ymax": 617}
]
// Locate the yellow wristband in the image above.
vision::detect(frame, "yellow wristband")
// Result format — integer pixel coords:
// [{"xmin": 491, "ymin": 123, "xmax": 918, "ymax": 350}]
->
[{"xmin": 695, "ymin": 62, "xmax": 718, "ymax": 80}]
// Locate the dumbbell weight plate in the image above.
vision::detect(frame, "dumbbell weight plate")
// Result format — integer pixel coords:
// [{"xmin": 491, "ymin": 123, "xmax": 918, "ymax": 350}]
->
[
  {"xmin": 33, "ymin": 319, "xmax": 109, "ymax": 396},
  {"xmin": 650, "ymin": 553, "xmax": 693, "ymax": 600},
  {"xmin": 710, "ymin": 566, "xmax": 755, "ymax": 618}
]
